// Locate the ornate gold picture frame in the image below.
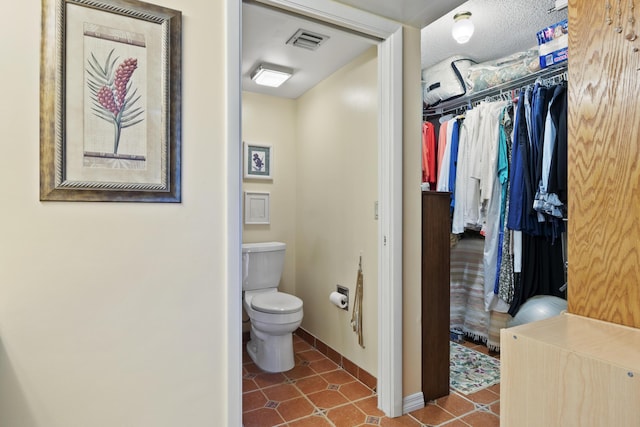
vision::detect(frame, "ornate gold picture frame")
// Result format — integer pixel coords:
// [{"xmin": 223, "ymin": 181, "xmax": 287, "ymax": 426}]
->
[{"xmin": 40, "ymin": 0, "xmax": 182, "ymax": 202}]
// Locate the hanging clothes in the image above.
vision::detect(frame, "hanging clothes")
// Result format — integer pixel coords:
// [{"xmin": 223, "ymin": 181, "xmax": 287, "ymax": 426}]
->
[
  {"xmin": 448, "ymin": 118, "xmax": 462, "ymax": 211},
  {"xmin": 461, "ymin": 107, "xmax": 484, "ymax": 231},
  {"xmin": 507, "ymin": 83, "xmax": 567, "ymax": 316},
  {"xmin": 533, "ymin": 84, "xmax": 567, "ymax": 241},
  {"xmin": 497, "ymin": 106, "xmax": 515, "ymax": 305},
  {"xmin": 521, "ymin": 86, "xmax": 543, "ymax": 237},
  {"xmin": 480, "ymin": 100, "xmax": 510, "ymax": 312},
  {"xmin": 422, "ymin": 122, "xmax": 437, "ymax": 188},
  {"xmin": 478, "ymin": 101, "xmax": 508, "ymax": 225},
  {"xmin": 548, "ymin": 84, "xmax": 568, "ymax": 206},
  {"xmin": 424, "ymin": 70, "xmax": 569, "ymax": 319},
  {"xmin": 506, "ymin": 91, "xmax": 527, "ymax": 232},
  {"xmin": 509, "ymin": 233, "xmax": 565, "ymax": 316},
  {"xmin": 436, "ymin": 120, "xmax": 449, "ymax": 188},
  {"xmin": 436, "ymin": 117, "xmax": 456, "ymax": 192},
  {"xmin": 451, "ymin": 107, "xmax": 481, "ymax": 234}
]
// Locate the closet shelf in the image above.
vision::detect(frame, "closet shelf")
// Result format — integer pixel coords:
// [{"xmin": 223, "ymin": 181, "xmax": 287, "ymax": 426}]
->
[{"xmin": 424, "ymin": 62, "xmax": 568, "ymax": 118}]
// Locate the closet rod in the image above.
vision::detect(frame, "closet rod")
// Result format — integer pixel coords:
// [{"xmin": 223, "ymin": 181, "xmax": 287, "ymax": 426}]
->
[{"xmin": 423, "ymin": 62, "xmax": 567, "ymax": 118}]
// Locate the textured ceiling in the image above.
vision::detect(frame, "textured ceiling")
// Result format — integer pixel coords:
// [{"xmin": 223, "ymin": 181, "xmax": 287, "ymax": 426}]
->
[
  {"xmin": 332, "ymin": 0, "xmax": 466, "ymax": 29},
  {"xmin": 242, "ymin": 2, "xmax": 376, "ymax": 99},
  {"xmin": 242, "ymin": 0, "xmax": 570, "ymax": 99},
  {"xmin": 421, "ymin": 0, "xmax": 568, "ymax": 69}
]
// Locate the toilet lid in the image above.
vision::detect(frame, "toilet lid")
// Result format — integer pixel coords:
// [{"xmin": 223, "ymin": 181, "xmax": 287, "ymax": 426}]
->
[{"xmin": 251, "ymin": 292, "xmax": 303, "ymax": 314}]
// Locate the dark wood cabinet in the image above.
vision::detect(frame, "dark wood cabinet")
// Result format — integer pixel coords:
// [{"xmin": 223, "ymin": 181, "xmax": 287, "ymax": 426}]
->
[{"xmin": 421, "ymin": 191, "xmax": 450, "ymax": 402}]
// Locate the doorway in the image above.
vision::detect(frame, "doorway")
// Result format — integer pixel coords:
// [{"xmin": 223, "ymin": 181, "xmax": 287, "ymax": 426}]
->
[{"xmin": 226, "ymin": 0, "xmax": 405, "ymax": 423}]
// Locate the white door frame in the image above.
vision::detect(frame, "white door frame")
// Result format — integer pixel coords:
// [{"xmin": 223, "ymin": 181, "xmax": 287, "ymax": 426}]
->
[
  {"xmin": 226, "ymin": 2, "xmax": 243, "ymax": 427},
  {"xmin": 226, "ymin": 0, "xmax": 404, "ymax": 422}
]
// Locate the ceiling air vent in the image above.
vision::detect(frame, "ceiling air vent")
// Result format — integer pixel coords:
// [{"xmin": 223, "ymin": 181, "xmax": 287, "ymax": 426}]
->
[{"xmin": 286, "ymin": 29, "xmax": 329, "ymax": 51}]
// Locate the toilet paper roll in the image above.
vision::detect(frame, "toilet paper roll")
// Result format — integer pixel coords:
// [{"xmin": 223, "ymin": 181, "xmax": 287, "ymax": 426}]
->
[{"xmin": 329, "ymin": 291, "xmax": 347, "ymax": 309}]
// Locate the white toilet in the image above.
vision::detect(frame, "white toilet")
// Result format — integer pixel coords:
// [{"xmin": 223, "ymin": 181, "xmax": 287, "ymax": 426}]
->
[{"xmin": 242, "ymin": 242, "xmax": 303, "ymax": 373}]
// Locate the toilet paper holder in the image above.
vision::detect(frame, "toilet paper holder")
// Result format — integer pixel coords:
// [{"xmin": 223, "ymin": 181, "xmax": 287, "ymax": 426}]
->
[{"xmin": 336, "ymin": 285, "xmax": 349, "ymax": 311}]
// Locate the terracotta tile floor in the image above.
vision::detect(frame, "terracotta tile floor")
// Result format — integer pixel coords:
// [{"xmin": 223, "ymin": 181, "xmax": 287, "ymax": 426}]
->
[{"xmin": 243, "ymin": 334, "xmax": 500, "ymax": 426}]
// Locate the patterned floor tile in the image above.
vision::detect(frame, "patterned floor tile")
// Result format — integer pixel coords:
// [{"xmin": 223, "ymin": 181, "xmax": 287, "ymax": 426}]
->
[
  {"xmin": 286, "ymin": 414, "xmax": 334, "ymax": 426},
  {"xmin": 409, "ymin": 403, "xmax": 456, "ymax": 425},
  {"xmin": 440, "ymin": 419, "xmax": 472, "ymax": 427},
  {"xmin": 242, "ymin": 335, "xmax": 501, "ymax": 426},
  {"xmin": 276, "ymin": 396, "xmax": 315, "ymax": 422},
  {"xmin": 295, "ymin": 375, "xmax": 329, "ymax": 395},
  {"xmin": 339, "ymin": 380, "xmax": 375, "ymax": 401},
  {"xmin": 261, "ymin": 383, "xmax": 301, "ymax": 402},
  {"xmin": 243, "ymin": 390, "xmax": 267, "ymax": 413},
  {"xmin": 242, "ymin": 407, "xmax": 285, "ymax": 427},
  {"xmin": 355, "ymin": 396, "xmax": 385, "ymax": 418},
  {"xmin": 321, "ymin": 369, "xmax": 358, "ymax": 385},
  {"xmin": 306, "ymin": 389, "xmax": 349, "ymax": 409},
  {"xmin": 378, "ymin": 414, "xmax": 423, "ymax": 426},
  {"xmin": 459, "ymin": 410, "xmax": 500, "ymax": 427},
  {"xmin": 465, "ymin": 388, "xmax": 500, "ymax": 406},
  {"xmin": 309, "ymin": 358, "xmax": 339, "ymax": 374},
  {"xmin": 326, "ymin": 403, "xmax": 368, "ymax": 427},
  {"xmin": 434, "ymin": 392, "xmax": 476, "ymax": 417}
]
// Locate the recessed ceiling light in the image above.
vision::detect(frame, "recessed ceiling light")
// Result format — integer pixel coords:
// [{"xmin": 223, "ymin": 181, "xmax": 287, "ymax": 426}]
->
[{"xmin": 251, "ymin": 64, "xmax": 293, "ymax": 87}]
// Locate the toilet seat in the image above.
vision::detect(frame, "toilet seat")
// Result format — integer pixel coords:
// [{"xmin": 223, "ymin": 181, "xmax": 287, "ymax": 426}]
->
[{"xmin": 251, "ymin": 292, "xmax": 303, "ymax": 314}]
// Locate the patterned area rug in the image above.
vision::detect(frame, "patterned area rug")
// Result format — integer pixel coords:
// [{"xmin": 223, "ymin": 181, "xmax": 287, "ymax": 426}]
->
[{"xmin": 450, "ymin": 342, "xmax": 500, "ymax": 395}]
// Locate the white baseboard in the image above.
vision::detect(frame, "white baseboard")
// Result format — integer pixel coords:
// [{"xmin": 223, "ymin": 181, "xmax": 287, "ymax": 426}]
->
[{"xmin": 402, "ymin": 392, "xmax": 425, "ymax": 414}]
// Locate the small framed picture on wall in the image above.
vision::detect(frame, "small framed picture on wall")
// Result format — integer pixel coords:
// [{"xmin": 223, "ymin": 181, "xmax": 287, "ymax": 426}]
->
[
  {"xmin": 243, "ymin": 142, "xmax": 272, "ymax": 180},
  {"xmin": 244, "ymin": 191, "xmax": 270, "ymax": 225}
]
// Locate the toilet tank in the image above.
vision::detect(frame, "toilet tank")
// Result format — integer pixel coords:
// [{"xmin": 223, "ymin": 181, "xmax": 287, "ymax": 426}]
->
[{"xmin": 242, "ymin": 242, "xmax": 286, "ymax": 291}]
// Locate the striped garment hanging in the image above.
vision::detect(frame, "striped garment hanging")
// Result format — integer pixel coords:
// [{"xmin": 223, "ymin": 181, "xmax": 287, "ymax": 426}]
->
[{"xmin": 350, "ymin": 254, "xmax": 365, "ymax": 348}]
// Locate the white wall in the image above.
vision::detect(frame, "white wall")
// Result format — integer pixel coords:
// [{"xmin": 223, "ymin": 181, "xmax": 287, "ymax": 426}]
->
[
  {"xmin": 295, "ymin": 47, "xmax": 379, "ymax": 374},
  {"xmin": 242, "ymin": 47, "xmax": 379, "ymax": 374},
  {"xmin": 401, "ymin": 25, "xmax": 423, "ymax": 398},
  {"xmin": 0, "ymin": 1, "xmax": 229, "ymax": 425},
  {"xmin": 239, "ymin": 27, "xmax": 426, "ymax": 397},
  {"xmin": 0, "ymin": 5, "xmax": 424, "ymax": 426},
  {"xmin": 240, "ymin": 17, "xmax": 427, "ymax": 415},
  {"xmin": 242, "ymin": 93, "xmax": 298, "ymax": 297}
]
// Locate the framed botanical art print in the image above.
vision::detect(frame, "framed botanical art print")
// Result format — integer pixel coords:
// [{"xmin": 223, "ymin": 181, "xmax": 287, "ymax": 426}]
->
[
  {"xmin": 40, "ymin": 0, "xmax": 182, "ymax": 202},
  {"xmin": 243, "ymin": 142, "xmax": 272, "ymax": 180}
]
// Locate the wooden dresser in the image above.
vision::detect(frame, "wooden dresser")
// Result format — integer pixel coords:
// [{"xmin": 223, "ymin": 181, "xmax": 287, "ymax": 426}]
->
[
  {"xmin": 421, "ymin": 191, "xmax": 451, "ymax": 402},
  {"xmin": 501, "ymin": 313, "xmax": 640, "ymax": 426}
]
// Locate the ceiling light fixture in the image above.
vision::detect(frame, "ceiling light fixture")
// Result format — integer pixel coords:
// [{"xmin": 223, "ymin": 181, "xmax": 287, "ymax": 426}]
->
[
  {"xmin": 451, "ymin": 11, "xmax": 474, "ymax": 44},
  {"xmin": 251, "ymin": 63, "xmax": 293, "ymax": 87}
]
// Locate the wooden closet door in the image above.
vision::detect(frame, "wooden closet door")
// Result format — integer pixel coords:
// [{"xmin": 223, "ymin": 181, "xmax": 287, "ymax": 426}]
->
[
  {"xmin": 568, "ymin": 0, "xmax": 640, "ymax": 328},
  {"xmin": 421, "ymin": 191, "xmax": 451, "ymax": 402}
]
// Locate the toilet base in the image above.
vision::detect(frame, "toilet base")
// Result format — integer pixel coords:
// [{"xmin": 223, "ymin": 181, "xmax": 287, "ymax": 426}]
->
[{"xmin": 246, "ymin": 326, "xmax": 295, "ymax": 373}]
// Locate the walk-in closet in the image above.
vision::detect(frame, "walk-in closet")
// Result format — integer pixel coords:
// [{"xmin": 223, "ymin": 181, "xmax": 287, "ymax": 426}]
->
[{"xmin": 419, "ymin": 1, "xmax": 569, "ymax": 405}]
